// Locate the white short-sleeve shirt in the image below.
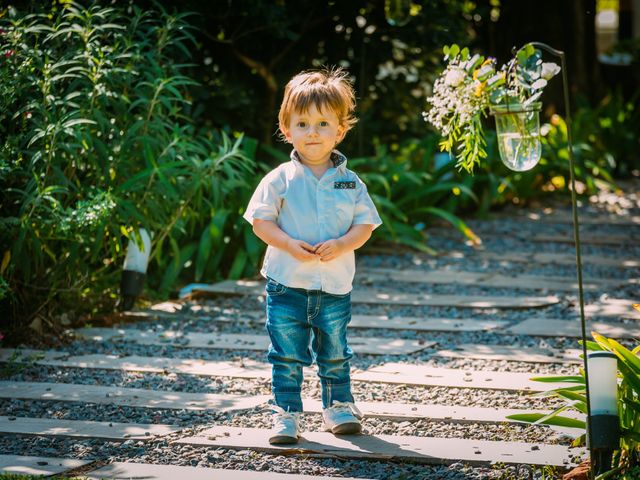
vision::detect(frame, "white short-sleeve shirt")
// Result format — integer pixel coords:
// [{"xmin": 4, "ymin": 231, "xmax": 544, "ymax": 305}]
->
[{"xmin": 243, "ymin": 150, "xmax": 382, "ymax": 294}]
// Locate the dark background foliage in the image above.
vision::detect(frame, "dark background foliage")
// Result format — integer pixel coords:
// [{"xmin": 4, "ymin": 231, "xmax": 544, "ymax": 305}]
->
[
  {"xmin": 136, "ymin": 0, "xmax": 624, "ymax": 154},
  {"xmin": 149, "ymin": 0, "xmax": 473, "ymax": 156}
]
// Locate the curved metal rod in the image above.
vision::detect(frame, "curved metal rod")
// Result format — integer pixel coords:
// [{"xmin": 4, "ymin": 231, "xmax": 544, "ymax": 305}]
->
[
  {"xmin": 512, "ymin": 42, "xmax": 565, "ymax": 58},
  {"xmin": 511, "ymin": 42, "xmax": 593, "ymax": 476}
]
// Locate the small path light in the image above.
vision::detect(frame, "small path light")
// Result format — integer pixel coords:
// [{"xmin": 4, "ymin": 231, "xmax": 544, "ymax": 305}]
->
[
  {"xmin": 120, "ymin": 228, "xmax": 151, "ymax": 311},
  {"xmin": 587, "ymin": 351, "xmax": 619, "ymax": 475}
]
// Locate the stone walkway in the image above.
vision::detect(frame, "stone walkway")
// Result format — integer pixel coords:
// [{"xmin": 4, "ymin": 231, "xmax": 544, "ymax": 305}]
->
[{"xmin": 1, "ymin": 181, "xmax": 639, "ymax": 479}]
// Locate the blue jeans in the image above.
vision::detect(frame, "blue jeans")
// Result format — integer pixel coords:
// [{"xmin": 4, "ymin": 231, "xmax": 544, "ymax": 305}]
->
[{"xmin": 265, "ymin": 277, "xmax": 354, "ymax": 412}]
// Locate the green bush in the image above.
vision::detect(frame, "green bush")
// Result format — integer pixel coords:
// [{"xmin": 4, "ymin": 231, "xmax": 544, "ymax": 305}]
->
[
  {"xmin": 351, "ymin": 136, "xmax": 481, "ymax": 251},
  {"xmin": 576, "ymin": 89, "xmax": 640, "ymax": 176},
  {"xmin": 0, "ymin": 2, "xmax": 256, "ymax": 329}
]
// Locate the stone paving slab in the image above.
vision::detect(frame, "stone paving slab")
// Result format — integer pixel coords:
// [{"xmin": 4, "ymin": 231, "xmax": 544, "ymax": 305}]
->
[
  {"xmin": 0, "ymin": 381, "xmax": 270, "ymax": 411},
  {"xmin": 85, "ymin": 462, "xmax": 371, "ymax": 480},
  {"xmin": 359, "ymin": 267, "xmax": 618, "ymax": 291},
  {"xmin": 529, "ymin": 233, "xmax": 633, "ymax": 246},
  {"xmin": 583, "ymin": 299, "xmax": 640, "ymax": 319},
  {"xmin": 0, "ymin": 415, "xmax": 181, "ymax": 440},
  {"xmin": 0, "ymin": 349, "xmax": 274, "ymax": 378},
  {"xmin": 437, "ymin": 344, "xmax": 583, "ymax": 364},
  {"xmin": 156, "ymin": 308, "xmax": 509, "ymax": 332},
  {"xmin": 507, "ymin": 318, "xmax": 640, "ymax": 338},
  {"xmin": 302, "ymin": 399, "xmax": 583, "ymax": 430},
  {"xmin": 458, "ymin": 251, "xmax": 640, "ymax": 269},
  {"xmin": 503, "ymin": 210, "xmax": 640, "ymax": 226},
  {"xmin": 176, "ymin": 426, "xmax": 585, "ymax": 467},
  {"xmin": 352, "ymin": 363, "xmax": 577, "ymax": 392},
  {"xmin": 0, "ymin": 454, "xmax": 91, "ymax": 476},
  {"xmin": 0, "ymin": 348, "xmax": 68, "ymax": 361},
  {"xmin": 181, "ymin": 280, "xmax": 560, "ymax": 309},
  {"xmin": 0, "ymin": 351, "xmax": 569, "ymax": 391},
  {"xmin": 76, "ymin": 328, "xmax": 434, "ymax": 355},
  {"xmin": 350, "ymin": 315, "xmax": 507, "ymax": 332},
  {"xmin": 0, "ymin": 391, "xmax": 580, "ymax": 438}
]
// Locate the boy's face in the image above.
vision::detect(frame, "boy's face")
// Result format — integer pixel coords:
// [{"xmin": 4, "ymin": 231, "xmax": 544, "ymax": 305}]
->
[{"xmin": 284, "ymin": 104, "xmax": 345, "ymax": 167}]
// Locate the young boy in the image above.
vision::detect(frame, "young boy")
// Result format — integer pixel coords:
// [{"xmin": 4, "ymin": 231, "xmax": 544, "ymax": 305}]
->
[{"xmin": 243, "ymin": 68, "xmax": 382, "ymax": 445}]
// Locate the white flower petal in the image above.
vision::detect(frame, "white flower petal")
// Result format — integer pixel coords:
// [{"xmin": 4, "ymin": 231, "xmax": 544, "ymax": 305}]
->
[{"xmin": 541, "ymin": 62, "xmax": 561, "ymax": 80}]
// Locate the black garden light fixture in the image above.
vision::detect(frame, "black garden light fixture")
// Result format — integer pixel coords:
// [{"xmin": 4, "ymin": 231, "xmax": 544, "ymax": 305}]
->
[
  {"xmin": 492, "ymin": 42, "xmax": 619, "ymax": 478},
  {"xmin": 119, "ymin": 228, "xmax": 151, "ymax": 311}
]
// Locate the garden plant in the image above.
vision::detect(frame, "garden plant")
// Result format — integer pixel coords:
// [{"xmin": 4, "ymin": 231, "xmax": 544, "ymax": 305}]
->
[
  {"xmin": 424, "ymin": 43, "xmax": 561, "ymax": 173},
  {"xmin": 508, "ymin": 329, "xmax": 640, "ymax": 479},
  {"xmin": 0, "ymin": 2, "xmax": 257, "ymax": 332}
]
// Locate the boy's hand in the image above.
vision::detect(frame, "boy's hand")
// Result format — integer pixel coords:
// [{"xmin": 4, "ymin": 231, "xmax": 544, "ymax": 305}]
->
[
  {"xmin": 314, "ymin": 239, "xmax": 346, "ymax": 262},
  {"xmin": 286, "ymin": 238, "xmax": 318, "ymax": 261}
]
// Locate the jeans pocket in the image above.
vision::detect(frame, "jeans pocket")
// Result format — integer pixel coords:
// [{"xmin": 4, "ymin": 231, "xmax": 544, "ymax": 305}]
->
[
  {"xmin": 265, "ymin": 277, "xmax": 287, "ymax": 296},
  {"xmin": 327, "ymin": 291, "xmax": 351, "ymax": 299}
]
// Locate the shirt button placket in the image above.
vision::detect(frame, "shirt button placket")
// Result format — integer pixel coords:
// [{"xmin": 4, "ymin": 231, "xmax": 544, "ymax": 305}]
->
[{"xmin": 317, "ymin": 178, "xmax": 327, "ymax": 290}]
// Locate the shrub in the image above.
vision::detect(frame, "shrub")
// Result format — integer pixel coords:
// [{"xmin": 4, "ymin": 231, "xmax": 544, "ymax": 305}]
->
[
  {"xmin": 0, "ymin": 2, "xmax": 255, "ymax": 331},
  {"xmin": 351, "ymin": 135, "xmax": 481, "ymax": 251}
]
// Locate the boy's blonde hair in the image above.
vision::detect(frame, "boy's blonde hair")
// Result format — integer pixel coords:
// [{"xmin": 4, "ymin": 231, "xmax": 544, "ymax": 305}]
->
[{"xmin": 278, "ymin": 67, "xmax": 357, "ymax": 141}]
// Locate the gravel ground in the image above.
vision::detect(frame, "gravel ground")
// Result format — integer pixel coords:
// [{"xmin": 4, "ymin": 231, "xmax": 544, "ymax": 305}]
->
[{"xmin": 2, "ymin": 182, "xmax": 638, "ymax": 479}]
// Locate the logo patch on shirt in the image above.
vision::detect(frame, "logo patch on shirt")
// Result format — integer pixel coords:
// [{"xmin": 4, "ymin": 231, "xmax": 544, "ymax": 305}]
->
[{"xmin": 334, "ymin": 181, "xmax": 356, "ymax": 189}]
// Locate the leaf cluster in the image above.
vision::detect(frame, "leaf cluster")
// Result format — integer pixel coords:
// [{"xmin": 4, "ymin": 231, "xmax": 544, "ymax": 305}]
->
[
  {"xmin": 351, "ymin": 136, "xmax": 480, "ymax": 251},
  {"xmin": 426, "ymin": 42, "xmax": 560, "ymax": 173},
  {"xmin": 0, "ymin": 1, "xmax": 257, "ymax": 327},
  {"xmin": 506, "ymin": 330, "xmax": 640, "ymax": 478}
]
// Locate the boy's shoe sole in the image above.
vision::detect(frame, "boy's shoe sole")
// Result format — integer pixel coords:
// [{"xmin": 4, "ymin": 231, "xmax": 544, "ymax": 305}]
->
[
  {"xmin": 326, "ymin": 422, "xmax": 362, "ymax": 435},
  {"xmin": 269, "ymin": 434, "xmax": 299, "ymax": 445}
]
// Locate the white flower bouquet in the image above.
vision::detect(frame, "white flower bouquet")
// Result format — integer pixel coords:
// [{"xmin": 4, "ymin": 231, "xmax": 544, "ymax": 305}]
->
[{"xmin": 424, "ymin": 44, "xmax": 561, "ymax": 173}]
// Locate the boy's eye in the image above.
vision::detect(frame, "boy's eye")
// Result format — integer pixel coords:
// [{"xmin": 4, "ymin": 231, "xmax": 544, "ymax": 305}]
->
[
  {"xmin": 297, "ymin": 121, "xmax": 307, "ymax": 128},
  {"xmin": 319, "ymin": 121, "xmax": 329, "ymax": 127}
]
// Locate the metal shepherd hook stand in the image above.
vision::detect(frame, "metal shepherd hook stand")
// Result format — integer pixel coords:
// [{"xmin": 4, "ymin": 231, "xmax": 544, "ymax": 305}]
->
[{"xmin": 506, "ymin": 42, "xmax": 595, "ymax": 476}]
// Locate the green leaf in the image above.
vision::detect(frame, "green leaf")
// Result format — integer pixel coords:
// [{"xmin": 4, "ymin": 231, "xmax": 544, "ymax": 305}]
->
[
  {"xmin": 593, "ymin": 333, "xmax": 640, "ymax": 376},
  {"xmin": 583, "ymin": 339, "xmax": 604, "ymax": 351},
  {"xmin": 516, "ymin": 48, "xmax": 528, "ymax": 66},
  {"xmin": 530, "ymin": 375, "xmax": 585, "ymax": 383},
  {"xmin": 195, "ymin": 219, "xmax": 214, "ymax": 281},
  {"xmin": 228, "ymin": 249, "xmax": 248, "ymax": 279},
  {"xmin": 616, "ymin": 361, "xmax": 640, "ymax": 393},
  {"xmin": 159, "ymin": 241, "xmax": 197, "ymax": 293},
  {"xmin": 415, "ymin": 206, "xmax": 479, "ymax": 242},
  {"xmin": 554, "ymin": 389, "xmax": 588, "ymax": 411},
  {"xmin": 506, "ymin": 413, "xmax": 586, "ymax": 429}
]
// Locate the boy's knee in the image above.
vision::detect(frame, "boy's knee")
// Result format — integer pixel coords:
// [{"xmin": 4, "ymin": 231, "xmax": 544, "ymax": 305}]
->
[{"xmin": 268, "ymin": 350, "xmax": 313, "ymax": 366}]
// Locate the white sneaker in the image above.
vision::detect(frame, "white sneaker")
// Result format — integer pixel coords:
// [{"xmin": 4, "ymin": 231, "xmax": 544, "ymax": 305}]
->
[
  {"xmin": 322, "ymin": 401, "xmax": 363, "ymax": 434},
  {"xmin": 269, "ymin": 406, "xmax": 301, "ymax": 445}
]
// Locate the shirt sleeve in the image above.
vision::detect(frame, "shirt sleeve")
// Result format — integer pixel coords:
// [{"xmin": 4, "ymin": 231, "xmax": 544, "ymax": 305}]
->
[
  {"xmin": 243, "ymin": 171, "xmax": 284, "ymax": 225},
  {"xmin": 352, "ymin": 175, "xmax": 383, "ymax": 230}
]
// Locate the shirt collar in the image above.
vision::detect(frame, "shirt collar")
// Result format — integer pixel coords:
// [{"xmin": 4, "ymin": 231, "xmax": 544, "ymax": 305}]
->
[{"xmin": 290, "ymin": 149, "xmax": 347, "ymax": 172}]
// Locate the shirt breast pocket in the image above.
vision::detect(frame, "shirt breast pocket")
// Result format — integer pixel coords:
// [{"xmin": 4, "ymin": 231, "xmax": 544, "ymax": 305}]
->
[{"xmin": 334, "ymin": 190, "xmax": 357, "ymax": 230}]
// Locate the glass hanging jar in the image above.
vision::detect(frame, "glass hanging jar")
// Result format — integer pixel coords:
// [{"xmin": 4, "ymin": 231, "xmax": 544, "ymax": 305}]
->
[{"xmin": 490, "ymin": 102, "xmax": 542, "ymax": 172}]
